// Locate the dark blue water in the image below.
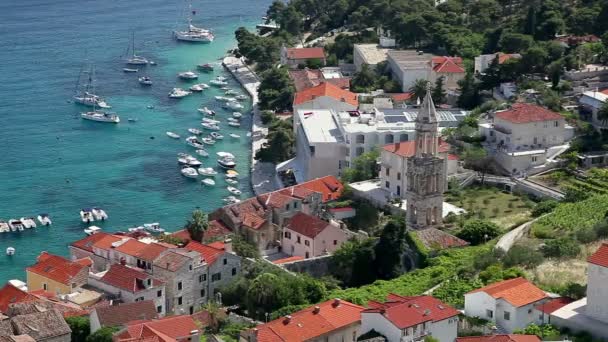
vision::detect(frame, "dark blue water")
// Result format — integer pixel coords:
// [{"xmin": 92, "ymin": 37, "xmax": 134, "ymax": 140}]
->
[{"xmin": 0, "ymin": 0, "xmax": 270, "ymax": 281}]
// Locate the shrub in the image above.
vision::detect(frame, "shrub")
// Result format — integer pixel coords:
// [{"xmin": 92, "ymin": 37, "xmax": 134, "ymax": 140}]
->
[
  {"xmin": 594, "ymin": 220, "xmax": 608, "ymax": 238},
  {"xmin": 260, "ymin": 110, "xmax": 275, "ymax": 125},
  {"xmin": 531, "ymin": 225, "xmax": 555, "ymax": 239},
  {"xmin": 541, "ymin": 238, "xmax": 580, "ymax": 258},
  {"xmin": 457, "ymin": 220, "xmax": 501, "ymax": 245},
  {"xmin": 503, "ymin": 244, "xmax": 544, "ymax": 268},
  {"xmin": 575, "ymin": 226, "xmax": 597, "ymax": 244},
  {"xmin": 531, "ymin": 200, "xmax": 558, "ymax": 217}
]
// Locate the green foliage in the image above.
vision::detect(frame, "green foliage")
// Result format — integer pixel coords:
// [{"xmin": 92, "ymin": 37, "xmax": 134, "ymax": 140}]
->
[
  {"xmin": 234, "ymin": 27, "xmax": 283, "ymax": 71},
  {"xmin": 541, "ymin": 238, "xmax": 580, "ymax": 259},
  {"xmin": 218, "ymin": 322, "xmax": 254, "ymax": 341},
  {"xmin": 86, "ymin": 327, "xmax": 119, "ymax": 342},
  {"xmin": 531, "ymin": 200, "xmax": 558, "ymax": 217},
  {"xmin": 330, "ymin": 238, "xmax": 377, "ymax": 287},
  {"xmin": 432, "ymin": 77, "xmax": 446, "ymax": 105},
  {"xmin": 260, "ymin": 110, "xmax": 275, "ymax": 125},
  {"xmin": 433, "ymin": 278, "xmax": 483, "ymax": 308},
  {"xmin": 457, "ymin": 220, "xmax": 500, "ymax": 245},
  {"xmin": 270, "ymin": 304, "xmax": 311, "ymax": 320},
  {"xmin": 532, "ymin": 194, "xmax": 608, "ymax": 238},
  {"xmin": 66, "ymin": 316, "xmax": 90, "ymax": 342},
  {"xmin": 255, "ymin": 115, "xmax": 295, "ymax": 163},
  {"xmin": 374, "ymin": 220, "xmax": 406, "ymax": 280},
  {"xmin": 457, "ymin": 72, "xmax": 481, "ymax": 110},
  {"xmin": 258, "ymin": 67, "xmax": 294, "ymax": 112},
  {"xmin": 503, "ymin": 244, "xmax": 544, "ymax": 268},
  {"xmin": 513, "ymin": 324, "xmax": 560, "ymax": 339},
  {"xmin": 232, "ymin": 236, "xmax": 260, "ymax": 259},
  {"xmin": 185, "ymin": 210, "xmax": 208, "ymax": 242},
  {"xmin": 340, "ymin": 149, "xmax": 380, "ymax": 183},
  {"xmin": 351, "ymin": 64, "xmax": 376, "ymax": 92},
  {"xmin": 410, "ymin": 79, "xmax": 429, "ymax": 103}
]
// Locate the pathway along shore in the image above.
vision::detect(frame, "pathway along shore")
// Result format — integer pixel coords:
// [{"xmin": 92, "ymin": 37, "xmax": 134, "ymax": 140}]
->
[{"xmin": 222, "ymin": 56, "xmax": 279, "ymax": 195}]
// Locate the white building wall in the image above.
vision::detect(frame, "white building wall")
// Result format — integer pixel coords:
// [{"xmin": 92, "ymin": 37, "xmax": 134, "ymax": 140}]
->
[
  {"xmin": 465, "ymin": 292, "xmax": 497, "ymax": 322},
  {"xmin": 586, "ymin": 264, "xmax": 608, "ymax": 323},
  {"xmin": 309, "ymin": 323, "xmax": 360, "ymax": 342},
  {"xmin": 494, "ymin": 118, "xmax": 566, "ymax": 150},
  {"xmin": 88, "ymin": 277, "xmax": 166, "ymax": 316},
  {"xmin": 207, "ymin": 252, "xmax": 241, "ymax": 297},
  {"xmin": 429, "ymin": 317, "xmax": 457, "ymax": 342},
  {"xmin": 401, "ymin": 67, "xmax": 431, "ymax": 92},
  {"xmin": 360, "ymin": 313, "xmax": 402, "ymax": 342},
  {"xmin": 313, "ymin": 223, "xmax": 350, "ymax": 256},
  {"xmin": 89, "ymin": 310, "xmax": 102, "ymax": 333},
  {"xmin": 282, "ymin": 227, "xmax": 313, "ymax": 258},
  {"xmin": 294, "ymin": 97, "xmax": 357, "ymax": 126}
]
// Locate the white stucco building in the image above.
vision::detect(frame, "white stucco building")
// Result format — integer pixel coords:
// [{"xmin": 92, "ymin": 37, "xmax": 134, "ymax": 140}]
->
[
  {"xmin": 474, "ymin": 52, "xmax": 521, "ymax": 74},
  {"xmin": 579, "ymin": 90, "xmax": 608, "ymax": 131},
  {"xmin": 464, "ymin": 277, "xmax": 549, "ymax": 333},
  {"xmin": 387, "ymin": 51, "xmax": 465, "ymax": 92},
  {"xmin": 292, "ymin": 82, "xmax": 358, "ymax": 116},
  {"xmin": 479, "ymin": 103, "xmax": 574, "ymax": 175},
  {"xmin": 353, "ymin": 44, "xmax": 393, "ymax": 72},
  {"xmin": 360, "ymin": 294, "xmax": 459, "ymax": 342},
  {"xmin": 281, "ymin": 212, "xmax": 352, "ymax": 258}
]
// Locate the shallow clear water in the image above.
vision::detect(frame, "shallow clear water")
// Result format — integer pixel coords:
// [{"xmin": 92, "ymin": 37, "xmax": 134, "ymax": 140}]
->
[{"xmin": 0, "ymin": 0, "xmax": 270, "ymax": 281}]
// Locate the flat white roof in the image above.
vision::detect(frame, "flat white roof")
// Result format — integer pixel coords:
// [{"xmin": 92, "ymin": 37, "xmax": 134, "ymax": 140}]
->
[
  {"xmin": 582, "ymin": 90, "xmax": 608, "ymax": 102},
  {"xmin": 297, "ymin": 109, "xmax": 343, "ymax": 143},
  {"xmin": 354, "ymin": 44, "xmax": 392, "ymax": 65},
  {"xmin": 507, "ymin": 149, "xmax": 546, "ymax": 156}
]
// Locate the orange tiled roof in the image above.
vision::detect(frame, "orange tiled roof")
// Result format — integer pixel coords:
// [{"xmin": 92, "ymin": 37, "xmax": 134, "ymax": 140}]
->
[
  {"xmin": 292, "ymin": 175, "xmax": 344, "ymax": 202},
  {"xmin": 497, "ymin": 53, "xmax": 521, "ymax": 64},
  {"xmin": 0, "ymin": 284, "xmax": 37, "ymax": 313},
  {"xmin": 100, "ymin": 264, "xmax": 163, "ymax": 293},
  {"xmin": 184, "ymin": 241, "xmax": 225, "ymax": 265},
  {"xmin": 26, "ymin": 252, "xmax": 87, "ymax": 286},
  {"xmin": 285, "ymin": 47, "xmax": 325, "ymax": 60},
  {"xmin": 244, "ymin": 299, "xmax": 364, "ymax": 342},
  {"xmin": 467, "ymin": 277, "xmax": 547, "ymax": 307},
  {"xmin": 116, "ymin": 315, "xmax": 199, "ymax": 342},
  {"xmin": 362, "ymin": 294, "xmax": 459, "ymax": 329},
  {"xmin": 534, "ymin": 297, "xmax": 573, "ymax": 314},
  {"xmin": 495, "ymin": 103, "xmax": 562, "ymax": 124},
  {"xmin": 284, "ymin": 212, "xmax": 330, "ymax": 239},
  {"xmin": 273, "ymin": 256, "xmax": 304, "ymax": 264},
  {"xmin": 457, "ymin": 335, "xmax": 541, "ymax": 342},
  {"xmin": 70, "ymin": 232, "xmax": 122, "ymax": 253},
  {"xmin": 413, "ymin": 228, "xmax": 469, "ymax": 249},
  {"xmin": 382, "ymin": 139, "xmax": 450, "ymax": 158},
  {"xmin": 75, "ymin": 257, "xmax": 93, "ymax": 267},
  {"xmin": 293, "ymin": 82, "xmax": 358, "ymax": 107},
  {"xmin": 588, "ymin": 243, "xmax": 608, "ymax": 268},
  {"xmin": 432, "ymin": 56, "xmax": 465, "ymax": 73}
]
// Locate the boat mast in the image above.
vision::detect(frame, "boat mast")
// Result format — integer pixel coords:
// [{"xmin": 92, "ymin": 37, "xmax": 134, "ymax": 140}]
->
[{"xmin": 74, "ymin": 62, "xmax": 84, "ymax": 96}]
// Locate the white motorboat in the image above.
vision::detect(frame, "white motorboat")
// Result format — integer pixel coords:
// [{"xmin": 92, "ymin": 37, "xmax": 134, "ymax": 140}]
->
[
  {"xmin": 228, "ymin": 121, "xmax": 241, "ymax": 127},
  {"xmin": 217, "ymin": 152, "xmax": 235, "ymax": 159},
  {"xmin": 144, "ymin": 223, "xmax": 164, "ymax": 233},
  {"xmin": 189, "ymin": 84, "xmax": 205, "ymax": 92},
  {"xmin": 201, "ymin": 122, "xmax": 220, "ymax": 131},
  {"xmin": 80, "ymin": 209, "xmax": 95, "ymax": 223},
  {"xmin": 226, "ymin": 169, "xmax": 239, "ymax": 178},
  {"xmin": 217, "ymin": 157, "xmax": 236, "ymax": 169},
  {"xmin": 169, "ymin": 88, "xmax": 191, "ymax": 98},
  {"xmin": 181, "ymin": 167, "xmax": 199, "ymax": 179},
  {"xmin": 37, "ymin": 214, "xmax": 52, "ymax": 226},
  {"xmin": 197, "ymin": 63, "xmax": 214, "ymax": 72},
  {"xmin": 123, "ymin": 68, "xmax": 138, "ymax": 73},
  {"xmin": 139, "ymin": 76, "xmax": 153, "ymax": 85},
  {"xmin": 188, "ymin": 128, "xmax": 203, "ymax": 135},
  {"xmin": 128, "ymin": 226, "xmax": 145, "ymax": 232},
  {"xmin": 8, "ymin": 219, "xmax": 24, "ymax": 231},
  {"xmin": 198, "ymin": 167, "xmax": 218, "ymax": 176},
  {"xmin": 196, "ymin": 149, "xmax": 209, "ymax": 157},
  {"xmin": 225, "ymin": 89, "xmax": 237, "ymax": 95},
  {"xmin": 186, "ymin": 136, "xmax": 205, "ymax": 149},
  {"xmin": 224, "ymin": 101, "xmax": 244, "ymax": 110},
  {"xmin": 149, "ymin": 61, "xmax": 157, "ymax": 65},
  {"xmin": 220, "ymin": 86, "xmax": 230, "ymax": 90},
  {"xmin": 174, "ymin": 29, "xmax": 214, "ymax": 43},
  {"xmin": 225, "ymin": 178, "xmax": 238, "ymax": 185},
  {"xmin": 210, "ymin": 132, "xmax": 224, "ymax": 140},
  {"xmin": 210, "ymin": 79, "xmax": 227, "ymax": 86},
  {"xmin": 223, "ymin": 196, "xmax": 240, "ymax": 204},
  {"xmin": 20, "ymin": 218, "xmax": 36, "ymax": 229},
  {"xmin": 6, "ymin": 247, "xmax": 15, "ymax": 256},
  {"xmin": 202, "ymin": 118, "xmax": 221, "ymax": 124},
  {"xmin": 166, "ymin": 131, "xmax": 181, "ymax": 139},
  {"xmin": 232, "ymin": 112, "xmax": 243, "ymax": 118},
  {"xmin": 216, "ymin": 76, "xmax": 227, "ymax": 81},
  {"xmin": 178, "ymin": 71, "xmax": 199, "ymax": 80},
  {"xmin": 227, "ymin": 117, "xmax": 239, "ymax": 123},
  {"xmin": 215, "ymin": 96, "xmax": 229, "ymax": 102},
  {"xmin": 199, "ymin": 83, "xmax": 210, "ymax": 89},
  {"xmin": 84, "ymin": 226, "xmax": 102, "ymax": 235},
  {"xmin": 227, "ymin": 186, "xmax": 242, "ymax": 196},
  {"xmin": 125, "ymin": 32, "xmax": 149, "ymax": 65},
  {"xmin": 81, "ymin": 111, "xmax": 120, "ymax": 123},
  {"xmin": 201, "ymin": 178, "xmax": 216, "ymax": 186},
  {"xmin": 198, "ymin": 107, "xmax": 216, "ymax": 116},
  {"xmin": 178, "ymin": 155, "xmax": 202, "ymax": 167},
  {"xmin": 92, "ymin": 208, "xmax": 108, "ymax": 221},
  {"xmin": 235, "ymin": 94, "xmax": 248, "ymax": 101},
  {"xmin": 202, "ymin": 137, "xmax": 215, "ymax": 145},
  {"xmin": 229, "ymin": 133, "xmax": 241, "ymax": 139},
  {"xmin": 0, "ymin": 221, "xmax": 10, "ymax": 233}
]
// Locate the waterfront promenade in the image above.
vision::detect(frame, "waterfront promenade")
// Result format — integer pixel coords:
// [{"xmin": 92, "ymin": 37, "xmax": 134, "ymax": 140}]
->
[{"xmin": 222, "ymin": 56, "xmax": 279, "ymax": 195}]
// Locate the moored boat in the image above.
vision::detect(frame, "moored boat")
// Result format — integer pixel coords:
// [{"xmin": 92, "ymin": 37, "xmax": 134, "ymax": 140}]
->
[
  {"xmin": 20, "ymin": 217, "xmax": 36, "ymax": 229},
  {"xmin": 229, "ymin": 133, "xmax": 241, "ymax": 139},
  {"xmin": 210, "ymin": 132, "xmax": 224, "ymax": 140},
  {"xmin": 198, "ymin": 107, "xmax": 215, "ymax": 116},
  {"xmin": 188, "ymin": 128, "xmax": 203, "ymax": 135},
  {"xmin": 123, "ymin": 68, "xmax": 138, "ymax": 73},
  {"xmin": 37, "ymin": 214, "xmax": 52, "ymax": 226},
  {"xmin": 201, "ymin": 122, "xmax": 220, "ymax": 131},
  {"xmin": 8, "ymin": 219, "xmax": 24, "ymax": 231},
  {"xmin": 201, "ymin": 178, "xmax": 216, "ymax": 186},
  {"xmin": 84, "ymin": 226, "xmax": 102, "ymax": 235},
  {"xmin": 181, "ymin": 167, "xmax": 199, "ymax": 179},
  {"xmin": 0, "ymin": 221, "xmax": 10, "ymax": 233},
  {"xmin": 217, "ymin": 156, "xmax": 236, "ymax": 169},
  {"xmin": 185, "ymin": 136, "xmax": 205, "ymax": 149},
  {"xmin": 80, "ymin": 209, "xmax": 95, "ymax": 223},
  {"xmin": 198, "ymin": 167, "xmax": 218, "ymax": 177},
  {"xmin": 197, "ymin": 63, "xmax": 214, "ymax": 72},
  {"xmin": 166, "ymin": 131, "xmax": 181, "ymax": 139},
  {"xmin": 169, "ymin": 88, "xmax": 191, "ymax": 98},
  {"xmin": 6, "ymin": 247, "xmax": 15, "ymax": 256},
  {"xmin": 81, "ymin": 111, "xmax": 120, "ymax": 123},
  {"xmin": 138, "ymin": 76, "xmax": 153, "ymax": 85},
  {"xmin": 178, "ymin": 71, "xmax": 199, "ymax": 80},
  {"xmin": 196, "ymin": 149, "xmax": 209, "ymax": 157},
  {"xmin": 92, "ymin": 208, "xmax": 108, "ymax": 221},
  {"xmin": 202, "ymin": 137, "xmax": 215, "ymax": 145},
  {"xmin": 227, "ymin": 186, "xmax": 242, "ymax": 196}
]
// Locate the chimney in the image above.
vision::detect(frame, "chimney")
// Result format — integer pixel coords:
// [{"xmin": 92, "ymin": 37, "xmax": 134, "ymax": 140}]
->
[
  {"xmin": 332, "ymin": 298, "xmax": 341, "ymax": 307},
  {"xmin": 224, "ymin": 238, "xmax": 233, "ymax": 253},
  {"xmin": 189, "ymin": 330, "xmax": 199, "ymax": 335},
  {"xmin": 313, "ymin": 306, "xmax": 320, "ymax": 314},
  {"xmin": 283, "ymin": 315, "xmax": 292, "ymax": 324}
]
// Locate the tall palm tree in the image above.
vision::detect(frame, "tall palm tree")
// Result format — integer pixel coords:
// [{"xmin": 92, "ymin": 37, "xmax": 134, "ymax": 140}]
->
[
  {"xmin": 410, "ymin": 79, "xmax": 429, "ymax": 103},
  {"xmin": 185, "ymin": 210, "xmax": 208, "ymax": 242}
]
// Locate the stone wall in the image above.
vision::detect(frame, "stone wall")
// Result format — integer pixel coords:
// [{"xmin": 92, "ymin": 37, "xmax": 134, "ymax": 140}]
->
[{"xmin": 280, "ymin": 254, "xmax": 334, "ymax": 278}]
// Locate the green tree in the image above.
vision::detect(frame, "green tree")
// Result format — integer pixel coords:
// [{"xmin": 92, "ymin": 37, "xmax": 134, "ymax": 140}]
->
[
  {"xmin": 462, "ymin": 146, "xmax": 491, "ymax": 184},
  {"xmin": 266, "ymin": 0, "xmax": 286, "ymax": 23},
  {"xmin": 531, "ymin": 200, "xmax": 558, "ymax": 217},
  {"xmin": 498, "ymin": 32, "xmax": 534, "ymax": 53},
  {"xmin": 479, "ymin": 56, "xmax": 501, "ymax": 91},
  {"xmin": 503, "ymin": 244, "xmax": 544, "ymax": 268},
  {"xmin": 185, "ymin": 210, "xmax": 208, "ymax": 242},
  {"xmin": 351, "ymin": 64, "xmax": 376, "ymax": 92},
  {"xmin": 341, "ymin": 149, "xmax": 380, "ymax": 183},
  {"xmin": 279, "ymin": 5, "xmax": 303, "ymax": 36},
  {"xmin": 374, "ymin": 220, "xmax": 406, "ymax": 279},
  {"xmin": 255, "ymin": 127, "xmax": 295, "ymax": 163},
  {"xmin": 232, "ymin": 235, "xmax": 261, "ymax": 259},
  {"xmin": 330, "ymin": 238, "xmax": 377, "ymax": 287},
  {"xmin": 201, "ymin": 301, "xmax": 225, "ymax": 333},
  {"xmin": 246, "ymin": 273, "xmax": 281, "ymax": 317},
  {"xmin": 541, "ymin": 238, "xmax": 580, "ymax": 258},
  {"xmin": 514, "ymin": 324, "xmax": 560, "ymax": 339},
  {"xmin": 258, "ymin": 67, "xmax": 294, "ymax": 111},
  {"xmin": 457, "ymin": 220, "xmax": 500, "ymax": 245},
  {"xmin": 85, "ymin": 327, "xmax": 119, "ymax": 342},
  {"xmin": 457, "ymin": 72, "xmax": 481, "ymax": 109},
  {"xmin": 432, "ymin": 77, "xmax": 446, "ymax": 105},
  {"xmin": 597, "ymin": 102, "xmax": 608, "ymax": 125},
  {"xmin": 410, "ymin": 79, "xmax": 429, "ymax": 104},
  {"xmin": 66, "ymin": 316, "xmax": 90, "ymax": 342}
]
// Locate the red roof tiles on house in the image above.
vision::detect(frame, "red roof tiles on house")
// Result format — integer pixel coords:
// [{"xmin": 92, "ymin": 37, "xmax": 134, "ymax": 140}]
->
[
  {"xmin": 495, "ymin": 103, "xmax": 563, "ymax": 124},
  {"xmin": 116, "ymin": 315, "xmax": 200, "ymax": 342},
  {"xmin": 0, "ymin": 284, "xmax": 37, "ymax": 313},
  {"xmin": 389, "ymin": 93, "xmax": 414, "ymax": 102},
  {"xmin": 70, "ymin": 232, "xmax": 122, "ymax": 253},
  {"xmin": 413, "ymin": 228, "xmax": 469, "ymax": 249},
  {"xmin": 588, "ymin": 243, "xmax": 608, "ymax": 268},
  {"xmin": 293, "ymin": 82, "xmax": 358, "ymax": 107},
  {"xmin": 272, "ymin": 256, "xmax": 304, "ymax": 264},
  {"xmin": 432, "ymin": 56, "xmax": 465, "ymax": 73},
  {"xmin": 457, "ymin": 335, "xmax": 541, "ymax": 342},
  {"xmin": 94, "ymin": 301, "xmax": 157, "ymax": 328},
  {"xmin": 284, "ymin": 212, "xmax": 331, "ymax": 239},
  {"xmin": 75, "ymin": 257, "xmax": 93, "ymax": 267},
  {"xmin": 285, "ymin": 47, "xmax": 325, "ymax": 60},
  {"xmin": 382, "ymin": 139, "xmax": 450, "ymax": 158},
  {"xmin": 362, "ymin": 295, "xmax": 459, "ymax": 329},
  {"xmin": 292, "ymin": 175, "xmax": 344, "ymax": 202},
  {"xmin": 466, "ymin": 277, "xmax": 547, "ymax": 307},
  {"xmin": 26, "ymin": 252, "xmax": 87, "ymax": 286},
  {"xmin": 184, "ymin": 241, "xmax": 225, "ymax": 265},
  {"xmin": 534, "ymin": 297, "xmax": 573, "ymax": 314},
  {"xmin": 497, "ymin": 53, "xmax": 521, "ymax": 64},
  {"xmin": 100, "ymin": 264, "xmax": 163, "ymax": 293}
]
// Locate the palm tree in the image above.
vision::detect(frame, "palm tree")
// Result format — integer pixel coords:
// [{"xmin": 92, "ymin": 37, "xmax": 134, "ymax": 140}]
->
[
  {"xmin": 185, "ymin": 210, "xmax": 208, "ymax": 242},
  {"xmin": 410, "ymin": 79, "xmax": 429, "ymax": 103},
  {"xmin": 246, "ymin": 273, "xmax": 278, "ymax": 317},
  {"xmin": 201, "ymin": 301, "xmax": 224, "ymax": 333}
]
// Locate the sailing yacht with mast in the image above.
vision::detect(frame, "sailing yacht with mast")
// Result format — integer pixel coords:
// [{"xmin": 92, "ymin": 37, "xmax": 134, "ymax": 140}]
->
[
  {"xmin": 125, "ymin": 32, "xmax": 149, "ymax": 65},
  {"xmin": 174, "ymin": 1, "xmax": 214, "ymax": 43},
  {"xmin": 73, "ymin": 63, "xmax": 111, "ymax": 109},
  {"xmin": 79, "ymin": 67, "xmax": 120, "ymax": 123}
]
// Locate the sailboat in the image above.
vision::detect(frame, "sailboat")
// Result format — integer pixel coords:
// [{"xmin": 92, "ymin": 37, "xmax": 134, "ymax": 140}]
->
[
  {"xmin": 73, "ymin": 63, "xmax": 111, "ymax": 109},
  {"xmin": 125, "ymin": 32, "xmax": 149, "ymax": 65},
  {"xmin": 173, "ymin": 1, "xmax": 214, "ymax": 43},
  {"xmin": 79, "ymin": 66, "xmax": 120, "ymax": 123}
]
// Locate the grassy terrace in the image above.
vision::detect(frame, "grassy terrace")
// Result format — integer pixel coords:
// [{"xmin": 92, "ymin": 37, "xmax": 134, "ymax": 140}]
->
[
  {"xmin": 445, "ymin": 185, "xmax": 533, "ymax": 229},
  {"xmin": 531, "ymin": 169, "xmax": 608, "ymax": 194}
]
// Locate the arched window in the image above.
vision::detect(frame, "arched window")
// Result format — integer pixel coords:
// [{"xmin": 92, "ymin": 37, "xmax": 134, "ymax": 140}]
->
[
  {"xmin": 356, "ymin": 134, "xmax": 365, "ymax": 144},
  {"xmin": 384, "ymin": 134, "xmax": 394, "ymax": 144},
  {"xmin": 400, "ymin": 133, "xmax": 408, "ymax": 142}
]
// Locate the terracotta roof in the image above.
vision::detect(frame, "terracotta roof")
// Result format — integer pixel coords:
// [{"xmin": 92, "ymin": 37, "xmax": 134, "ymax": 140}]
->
[
  {"xmin": 534, "ymin": 297, "xmax": 573, "ymax": 314},
  {"xmin": 588, "ymin": 243, "xmax": 608, "ymax": 268},
  {"xmin": 70, "ymin": 232, "xmax": 117, "ymax": 252},
  {"xmin": 75, "ymin": 257, "xmax": 93, "ymax": 267},
  {"xmin": 116, "ymin": 315, "xmax": 199, "ymax": 342},
  {"xmin": 382, "ymin": 139, "xmax": 450, "ymax": 158},
  {"xmin": 273, "ymin": 256, "xmax": 304, "ymax": 264},
  {"xmin": 184, "ymin": 241, "xmax": 225, "ymax": 265},
  {"xmin": 94, "ymin": 301, "xmax": 157, "ymax": 328},
  {"xmin": 243, "ymin": 299, "xmax": 364, "ymax": 342},
  {"xmin": 258, "ymin": 192, "xmax": 296, "ymax": 210},
  {"xmin": 0, "ymin": 284, "xmax": 37, "ymax": 313},
  {"xmin": 0, "ymin": 335, "xmax": 36, "ymax": 342},
  {"xmin": 284, "ymin": 212, "xmax": 331, "ymax": 239},
  {"xmin": 600, "ymin": 89, "xmax": 608, "ymax": 96},
  {"xmin": 291, "ymin": 175, "xmax": 344, "ymax": 202},
  {"xmin": 389, "ymin": 93, "xmax": 414, "ymax": 102},
  {"xmin": 497, "ymin": 53, "xmax": 521, "ymax": 64},
  {"xmin": 8, "ymin": 300, "xmax": 88, "ymax": 319},
  {"xmin": 285, "ymin": 47, "xmax": 325, "ymax": 60},
  {"xmin": 362, "ymin": 295, "xmax": 459, "ymax": 329},
  {"xmin": 153, "ymin": 251, "xmax": 191, "ymax": 272},
  {"xmin": 99, "ymin": 264, "xmax": 163, "ymax": 293},
  {"xmin": 495, "ymin": 103, "xmax": 563, "ymax": 124},
  {"xmin": 26, "ymin": 252, "xmax": 87, "ymax": 286},
  {"xmin": 413, "ymin": 228, "xmax": 469, "ymax": 249},
  {"xmin": 10, "ymin": 309, "xmax": 72, "ymax": 340},
  {"xmin": 293, "ymin": 82, "xmax": 358, "ymax": 107},
  {"xmin": 457, "ymin": 335, "xmax": 541, "ymax": 342},
  {"xmin": 432, "ymin": 56, "xmax": 465, "ymax": 73},
  {"xmin": 114, "ymin": 239, "xmax": 147, "ymax": 257},
  {"xmin": 191, "ymin": 309, "xmax": 227, "ymax": 328},
  {"xmin": 466, "ymin": 277, "xmax": 547, "ymax": 307}
]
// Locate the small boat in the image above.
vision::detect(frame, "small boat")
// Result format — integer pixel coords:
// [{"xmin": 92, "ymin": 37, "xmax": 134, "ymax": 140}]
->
[
  {"xmin": 218, "ymin": 157, "xmax": 236, "ymax": 169},
  {"xmin": 210, "ymin": 132, "xmax": 224, "ymax": 140},
  {"xmin": 37, "ymin": 214, "xmax": 52, "ymax": 226},
  {"xmin": 125, "ymin": 32, "xmax": 149, "ymax": 65},
  {"xmin": 138, "ymin": 76, "xmax": 153, "ymax": 85},
  {"xmin": 149, "ymin": 61, "xmax": 157, "ymax": 65},
  {"xmin": 225, "ymin": 178, "xmax": 238, "ymax": 185},
  {"xmin": 225, "ymin": 89, "xmax": 237, "ymax": 95},
  {"xmin": 190, "ymin": 84, "xmax": 204, "ymax": 92},
  {"xmin": 178, "ymin": 71, "xmax": 199, "ymax": 80},
  {"xmin": 223, "ymin": 196, "xmax": 241, "ymax": 204},
  {"xmin": 201, "ymin": 178, "xmax": 216, "ymax": 186},
  {"xmin": 217, "ymin": 152, "xmax": 235, "ymax": 159},
  {"xmin": 201, "ymin": 122, "xmax": 220, "ymax": 131},
  {"xmin": 188, "ymin": 128, "xmax": 203, "ymax": 135},
  {"xmin": 128, "ymin": 118, "xmax": 138, "ymax": 123},
  {"xmin": 210, "ymin": 79, "xmax": 228, "ymax": 86},
  {"xmin": 197, "ymin": 63, "xmax": 214, "ymax": 72},
  {"xmin": 196, "ymin": 149, "xmax": 209, "ymax": 157},
  {"xmin": 227, "ymin": 186, "xmax": 242, "ymax": 196},
  {"xmin": 202, "ymin": 137, "xmax": 215, "ymax": 145},
  {"xmin": 198, "ymin": 107, "xmax": 216, "ymax": 116},
  {"xmin": 220, "ymin": 86, "xmax": 230, "ymax": 90},
  {"xmin": 8, "ymin": 219, "xmax": 24, "ymax": 232},
  {"xmin": 227, "ymin": 117, "xmax": 239, "ymax": 123},
  {"xmin": 229, "ymin": 133, "xmax": 240, "ymax": 139},
  {"xmin": 235, "ymin": 94, "xmax": 248, "ymax": 101},
  {"xmin": 92, "ymin": 208, "xmax": 108, "ymax": 221},
  {"xmin": 202, "ymin": 118, "xmax": 221, "ymax": 124},
  {"xmin": 181, "ymin": 167, "xmax": 199, "ymax": 179},
  {"xmin": 123, "ymin": 68, "xmax": 138, "ymax": 73},
  {"xmin": 178, "ymin": 154, "xmax": 202, "ymax": 167},
  {"xmin": 232, "ymin": 112, "xmax": 242, "ymax": 118},
  {"xmin": 20, "ymin": 218, "xmax": 36, "ymax": 229},
  {"xmin": 6, "ymin": 247, "xmax": 15, "ymax": 256},
  {"xmin": 226, "ymin": 169, "xmax": 239, "ymax": 178},
  {"xmin": 216, "ymin": 76, "xmax": 227, "ymax": 81},
  {"xmin": 147, "ymin": 105, "xmax": 155, "ymax": 109},
  {"xmin": 84, "ymin": 226, "xmax": 102, "ymax": 235},
  {"xmin": 81, "ymin": 111, "xmax": 120, "ymax": 123},
  {"xmin": 80, "ymin": 209, "xmax": 95, "ymax": 223},
  {"xmin": 198, "ymin": 167, "xmax": 218, "ymax": 176},
  {"xmin": 215, "ymin": 96, "xmax": 229, "ymax": 102},
  {"xmin": 0, "ymin": 221, "xmax": 10, "ymax": 233},
  {"xmin": 224, "ymin": 101, "xmax": 244, "ymax": 110},
  {"xmin": 169, "ymin": 88, "xmax": 191, "ymax": 98},
  {"xmin": 228, "ymin": 121, "xmax": 241, "ymax": 127},
  {"xmin": 128, "ymin": 226, "xmax": 144, "ymax": 232},
  {"xmin": 186, "ymin": 136, "xmax": 205, "ymax": 149},
  {"xmin": 166, "ymin": 131, "xmax": 181, "ymax": 139},
  {"xmin": 144, "ymin": 222, "xmax": 164, "ymax": 233}
]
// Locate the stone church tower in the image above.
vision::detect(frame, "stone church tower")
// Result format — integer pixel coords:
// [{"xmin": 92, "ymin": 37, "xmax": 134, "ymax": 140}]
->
[{"xmin": 405, "ymin": 83, "xmax": 445, "ymax": 229}]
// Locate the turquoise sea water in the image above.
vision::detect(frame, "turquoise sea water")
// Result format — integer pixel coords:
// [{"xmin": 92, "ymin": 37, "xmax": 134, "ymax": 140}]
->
[{"xmin": 0, "ymin": 0, "xmax": 270, "ymax": 281}]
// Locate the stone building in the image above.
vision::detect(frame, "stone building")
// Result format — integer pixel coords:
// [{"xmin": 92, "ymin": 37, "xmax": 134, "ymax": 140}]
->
[{"xmin": 405, "ymin": 83, "xmax": 445, "ymax": 229}]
